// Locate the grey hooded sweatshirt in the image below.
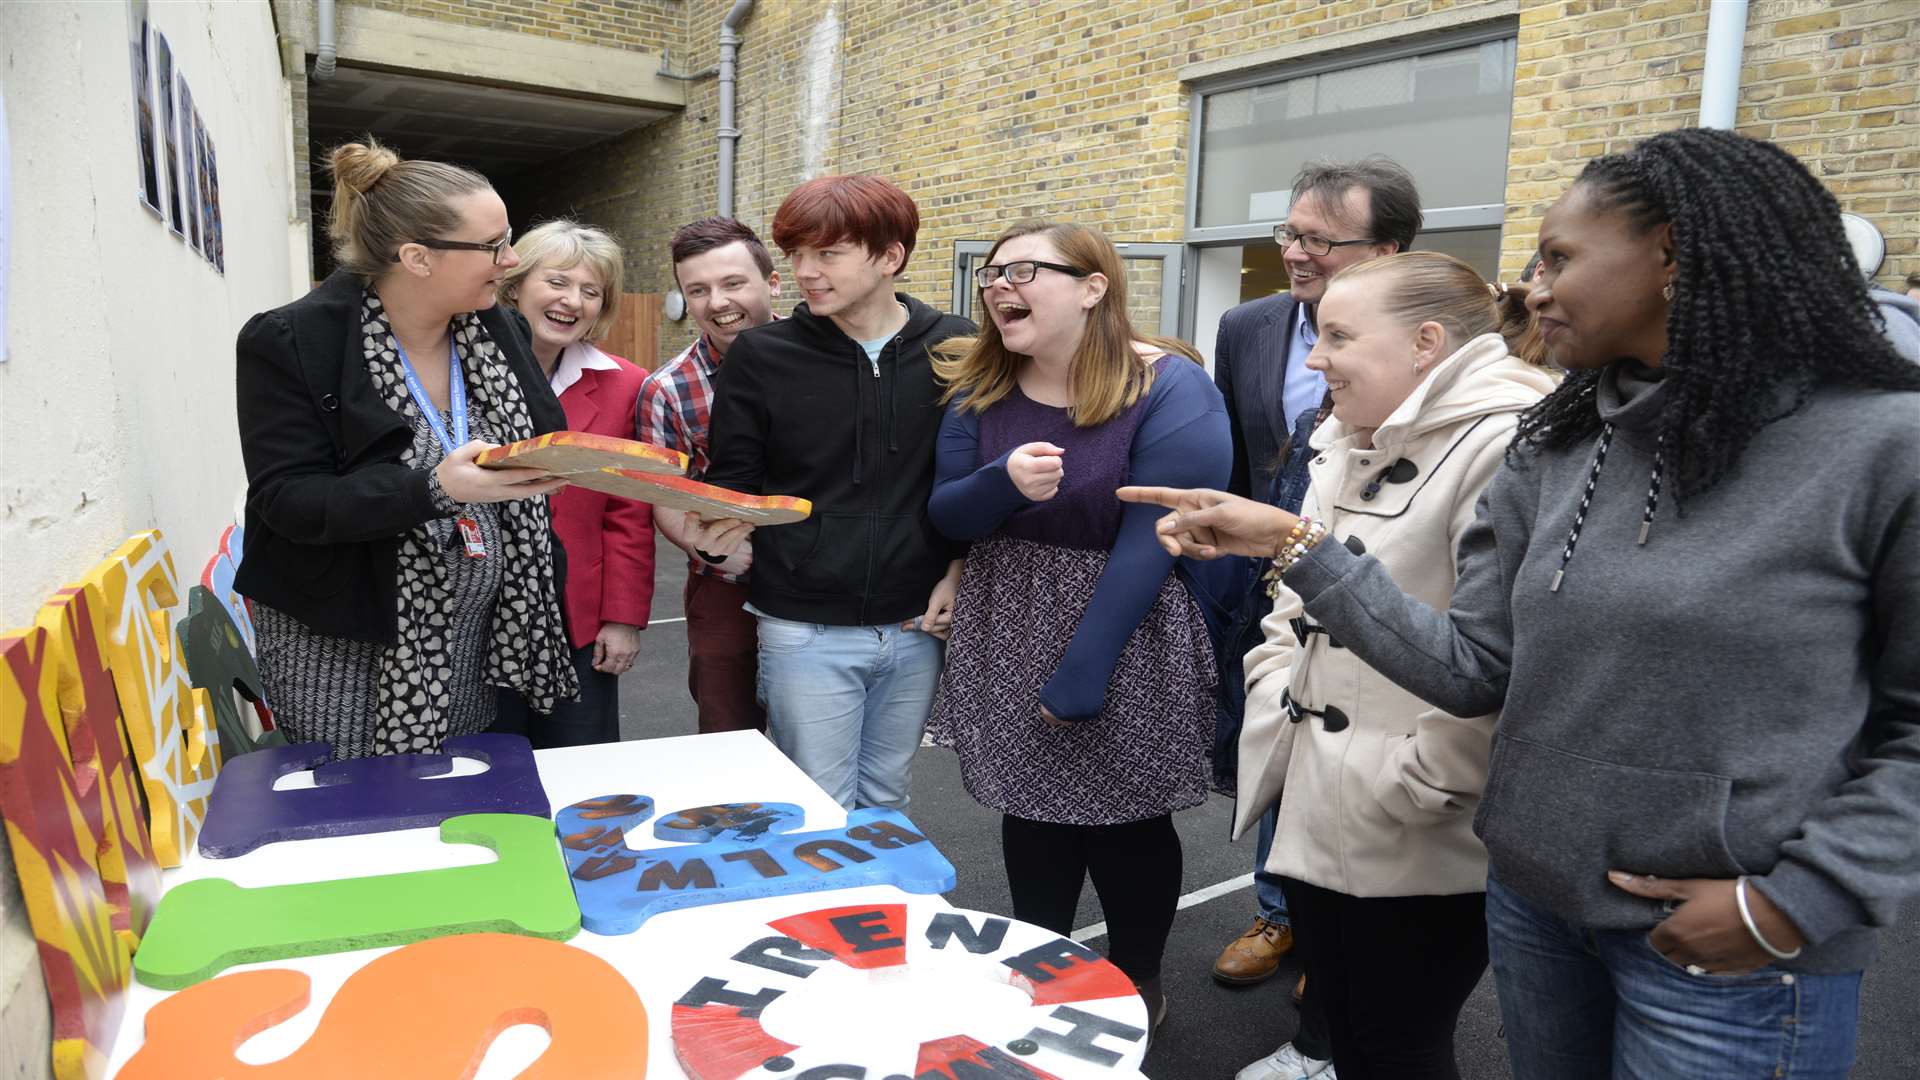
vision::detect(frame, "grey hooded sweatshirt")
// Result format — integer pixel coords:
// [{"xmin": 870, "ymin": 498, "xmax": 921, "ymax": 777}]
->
[{"xmin": 1282, "ymin": 361, "xmax": 1919, "ymax": 973}]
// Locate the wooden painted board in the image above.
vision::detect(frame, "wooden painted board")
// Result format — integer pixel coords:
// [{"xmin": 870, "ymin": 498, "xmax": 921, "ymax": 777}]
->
[
  {"xmin": 592, "ymin": 469, "xmax": 812, "ymax": 526},
  {"xmin": 178, "ymin": 585, "xmax": 285, "ymax": 761},
  {"xmin": 133, "ymin": 813, "xmax": 580, "ymax": 989},
  {"xmin": 475, "ymin": 430, "xmax": 688, "ymax": 478},
  {"xmin": 556, "ymin": 796, "xmax": 955, "ymax": 935},
  {"xmin": 119, "ymin": 933, "xmax": 649, "ymax": 1079},
  {"xmin": 670, "ymin": 902, "xmax": 1149, "ymax": 1079},
  {"xmin": 198, "ymin": 733, "xmax": 551, "ymax": 858},
  {"xmin": 1, "ymin": 625, "xmax": 129, "ymax": 1080},
  {"xmin": 76, "ymin": 531, "xmax": 221, "ymax": 866}
]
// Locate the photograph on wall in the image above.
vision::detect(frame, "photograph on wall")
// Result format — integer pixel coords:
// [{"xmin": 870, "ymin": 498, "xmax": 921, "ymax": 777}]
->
[
  {"xmin": 154, "ymin": 31, "xmax": 186, "ymax": 239},
  {"xmin": 125, "ymin": 0, "xmax": 163, "ymax": 217},
  {"xmin": 207, "ymin": 139, "xmax": 224, "ymax": 274},
  {"xmin": 193, "ymin": 106, "xmax": 214, "ymax": 264},
  {"xmin": 176, "ymin": 76, "xmax": 202, "ymax": 253}
]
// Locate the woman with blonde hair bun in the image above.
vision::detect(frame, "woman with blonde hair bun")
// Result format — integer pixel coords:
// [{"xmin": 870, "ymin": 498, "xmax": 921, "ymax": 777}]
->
[
  {"xmin": 491, "ymin": 219, "xmax": 655, "ymax": 746},
  {"xmin": 1223, "ymin": 250, "xmax": 1553, "ymax": 1080},
  {"xmin": 233, "ymin": 137, "xmax": 577, "ymax": 758}
]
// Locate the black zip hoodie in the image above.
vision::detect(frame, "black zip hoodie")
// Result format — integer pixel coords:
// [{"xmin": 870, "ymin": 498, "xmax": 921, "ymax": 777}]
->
[{"xmin": 703, "ymin": 293, "xmax": 974, "ymax": 626}]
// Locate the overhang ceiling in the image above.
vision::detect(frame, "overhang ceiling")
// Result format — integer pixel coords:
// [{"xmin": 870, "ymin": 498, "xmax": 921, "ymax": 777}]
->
[{"xmin": 308, "ymin": 63, "xmax": 672, "ymax": 184}]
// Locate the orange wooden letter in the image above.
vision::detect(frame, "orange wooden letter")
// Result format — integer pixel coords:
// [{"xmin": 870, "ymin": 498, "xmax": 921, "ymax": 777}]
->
[{"xmin": 121, "ymin": 933, "xmax": 649, "ymax": 1079}]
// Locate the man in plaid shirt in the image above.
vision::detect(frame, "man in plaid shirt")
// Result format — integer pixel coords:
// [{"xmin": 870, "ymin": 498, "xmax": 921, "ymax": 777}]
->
[{"xmin": 637, "ymin": 218, "xmax": 781, "ymax": 733}]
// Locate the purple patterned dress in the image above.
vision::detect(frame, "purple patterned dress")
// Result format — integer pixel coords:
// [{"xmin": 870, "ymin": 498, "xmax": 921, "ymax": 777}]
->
[{"xmin": 925, "ymin": 362, "xmax": 1218, "ymax": 825}]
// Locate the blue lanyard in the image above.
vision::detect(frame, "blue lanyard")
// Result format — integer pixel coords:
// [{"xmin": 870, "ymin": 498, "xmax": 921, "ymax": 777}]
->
[{"xmin": 393, "ymin": 335, "xmax": 467, "ymax": 455}]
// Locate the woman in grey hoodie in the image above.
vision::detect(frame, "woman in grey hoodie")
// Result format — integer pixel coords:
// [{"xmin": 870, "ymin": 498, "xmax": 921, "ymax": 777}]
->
[{"xmin": 1124, "ymin": 127, "xmax": 1920, "ymax": 1079}]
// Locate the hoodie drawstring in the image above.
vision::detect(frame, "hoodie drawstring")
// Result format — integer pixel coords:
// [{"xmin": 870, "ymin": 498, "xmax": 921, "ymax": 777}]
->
[
  {"xmin": 1638, "ymin": 433, "xmax": 1666, "ymax": 545},
  {"xmin": 1550, "ymin": 422, "xmax": 1668, "ymax": 592}
]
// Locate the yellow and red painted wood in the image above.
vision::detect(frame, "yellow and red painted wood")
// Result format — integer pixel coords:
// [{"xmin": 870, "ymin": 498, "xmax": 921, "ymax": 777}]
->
[{"xmin": 477, "ymin": 431, "xmax": 811, "ymax": 525}]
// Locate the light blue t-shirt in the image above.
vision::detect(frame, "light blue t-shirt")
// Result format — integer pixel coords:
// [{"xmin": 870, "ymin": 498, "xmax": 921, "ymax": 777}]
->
[{"xmin": 857, "ymin": 335, "xmax": 893, "ymax": 364}]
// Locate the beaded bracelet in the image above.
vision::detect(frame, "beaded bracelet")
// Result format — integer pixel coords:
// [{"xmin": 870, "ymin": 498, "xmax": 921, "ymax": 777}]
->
[
  {"xmin": 1735, "ymin": 876, "xmax": 1803, "ymax": 961},
  {"xmin": 1261, "ymin": 515, "xmax": 1329, "ymax": 599}
]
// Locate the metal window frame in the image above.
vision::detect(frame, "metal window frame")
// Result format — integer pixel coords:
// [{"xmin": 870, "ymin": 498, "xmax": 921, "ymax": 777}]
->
[
  {"xmin": 1178, "ymin": 20, "xmax": 1519, "ymax": 335},
  {"xmin": 952, "ymin": 240, "xmax": 1186, "ymax": 338}
]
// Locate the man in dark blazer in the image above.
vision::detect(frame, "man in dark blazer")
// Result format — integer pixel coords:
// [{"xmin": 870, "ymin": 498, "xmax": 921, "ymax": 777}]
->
[{"xmin": 1211, "ymin": 159, "xmax": 1423, "ymax": 1072}]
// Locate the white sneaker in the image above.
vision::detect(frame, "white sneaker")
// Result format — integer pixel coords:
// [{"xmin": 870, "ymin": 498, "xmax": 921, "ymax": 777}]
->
[{"xmin": 1235, "ymin": 1042, "xmax": 1335, "ymax": 1080}]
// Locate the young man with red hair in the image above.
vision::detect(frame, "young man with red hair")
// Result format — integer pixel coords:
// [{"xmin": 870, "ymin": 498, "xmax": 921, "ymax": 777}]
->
[{"xmin": 695, "ymin": 175, "xmax": 972, "ymax": 810}]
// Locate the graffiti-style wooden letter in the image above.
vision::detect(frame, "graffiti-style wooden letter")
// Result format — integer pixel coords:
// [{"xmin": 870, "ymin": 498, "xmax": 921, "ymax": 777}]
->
[
  {"xmin": 77, "ymin": 531, "xmax": 220, "ymax": 865},
  {"xmin": 0, "ymin": 627, "xmax": 128, "ymax": 1080},
  {"xmin": 120, "ymin": 933, "xmax": 647, "ymax": 1079},
  {"xmin": 36, "ymin": 586, "xmax": 163, "ymax": 954}
]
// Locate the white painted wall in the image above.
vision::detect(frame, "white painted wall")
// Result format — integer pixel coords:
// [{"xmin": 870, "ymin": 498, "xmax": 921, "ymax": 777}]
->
[
  {"xmin": 0, "ymin": 0, "xmax": 300, "ymax": 623},
  {"xmin": 0, "ymin": 3, "xmax": 301, "ymax": 1072}
]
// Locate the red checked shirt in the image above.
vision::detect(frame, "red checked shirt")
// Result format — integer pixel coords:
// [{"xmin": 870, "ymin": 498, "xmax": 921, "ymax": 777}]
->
[{"xmin": 637, "ymin": 324, "xmax": 776, "ymax": 581}]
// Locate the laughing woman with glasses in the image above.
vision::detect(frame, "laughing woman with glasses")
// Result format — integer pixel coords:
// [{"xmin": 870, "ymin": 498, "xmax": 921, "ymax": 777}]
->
[
  {"xmin": 233, "ymin": 139, "xmax": 578, "ymax": 759},
  {"xmin": 925, "ymin": 221, "xmax": 1231, "ymax": 1030}
]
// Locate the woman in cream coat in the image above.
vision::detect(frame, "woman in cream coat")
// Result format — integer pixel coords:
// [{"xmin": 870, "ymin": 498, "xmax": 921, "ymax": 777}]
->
[{"xmin": 1233, "ymin": 252, "xmax": 1554, "ymax": 1080}]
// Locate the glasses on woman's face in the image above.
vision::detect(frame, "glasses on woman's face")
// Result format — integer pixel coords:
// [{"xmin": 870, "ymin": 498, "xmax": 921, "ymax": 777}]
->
[
  {"xmin": 973, "ymin": 259, "xmax": 1090, "ymax": 288},
  {"xmin": 1273, "ymin": 225, "xmax": 1376, "ymax": 258},
  {"xmin": 403, "ymin": 227, "xmax": 515, "ymax": 265}
]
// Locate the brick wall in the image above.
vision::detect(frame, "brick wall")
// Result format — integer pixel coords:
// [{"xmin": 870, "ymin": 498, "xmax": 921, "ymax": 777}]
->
[
  {"xmin": 1507, "ymin": 0, "xmax": 1917, "ymax": 279},
  {"xmin": 345, "ymin": 0, "xmax": 683, "ymax": 53},
  {"xmin": 503, "ymin": 0, "xmax": 1913, "ymax": 366}
]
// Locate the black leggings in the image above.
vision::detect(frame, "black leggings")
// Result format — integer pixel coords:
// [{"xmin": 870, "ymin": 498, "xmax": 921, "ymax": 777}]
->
[
  {"xmin": 1279, "ymin": 876, "xmax": 1489, "ymax": 1080},
  {"xmin": 1000, "ymin": 813, "xmax": 1182, "ymax": 982}
]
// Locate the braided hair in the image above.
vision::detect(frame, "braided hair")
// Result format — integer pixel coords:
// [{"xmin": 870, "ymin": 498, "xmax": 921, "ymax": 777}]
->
[{"xmin": 1511, "ymin": 127, "xmax": 1920, "ymax": 501}]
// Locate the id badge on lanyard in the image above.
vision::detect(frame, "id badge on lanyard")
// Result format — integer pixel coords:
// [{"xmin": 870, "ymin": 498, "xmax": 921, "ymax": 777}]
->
[{"xmin": 397, "ymin": 335, "xmax": 486, "ymax": 559}]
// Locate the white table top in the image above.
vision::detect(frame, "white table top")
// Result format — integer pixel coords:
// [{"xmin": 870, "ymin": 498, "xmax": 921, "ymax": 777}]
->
[{"xmin": 104, "ymin": 730, "xmax": 939, "ymax": 1078}]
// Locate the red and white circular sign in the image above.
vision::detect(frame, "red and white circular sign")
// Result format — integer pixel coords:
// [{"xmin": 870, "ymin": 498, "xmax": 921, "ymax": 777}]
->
[{"xmin": 671, "ymin": 900, "xmax": 1150, "ymax": 1079}]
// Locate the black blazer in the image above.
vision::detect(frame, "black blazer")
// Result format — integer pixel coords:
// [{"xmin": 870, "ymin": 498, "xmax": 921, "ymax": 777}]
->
[
  {"xmin": 1212, "ymin": 291, "xmax": 1305, "ymax": 498},
  {"xmin": 232, "ymin": 269, "xmax": 567, "ymax": 644}
]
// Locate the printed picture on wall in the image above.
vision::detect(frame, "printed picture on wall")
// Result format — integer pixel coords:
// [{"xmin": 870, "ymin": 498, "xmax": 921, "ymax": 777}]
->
[
  {"xmin": 126, "ymin": 0, "xmax": 163, "ymax": 217},
  {"xmin": 207, "ymin": 139, "xmax": 225, "ymax": 274},
  {"xmin": 154, "ymin": 31, "xmax": 186, "ymax": 239},
  {"xmin": 176, "ymin": 76, "xmax": 201, "ymax": 253},
  {"xmin": 193, "ymin": 106, "xmax": 214, "ymax": 264}
]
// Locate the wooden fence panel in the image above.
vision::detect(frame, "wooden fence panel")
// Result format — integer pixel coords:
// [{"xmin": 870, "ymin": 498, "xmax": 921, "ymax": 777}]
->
[{"xmin": 606, "ymin": 293, "xmax": 663, "ymax": 371}]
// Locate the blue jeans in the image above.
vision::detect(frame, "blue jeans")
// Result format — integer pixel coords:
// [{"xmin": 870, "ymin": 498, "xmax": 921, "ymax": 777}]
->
[
  {"xmin": 1484, "ymin": 874, "xmax": 1862, "ymax": 1080},
  {"xmin": 1253, "ymin": 800, "xmax": 1290, "ymax": 925},
  {"xmin": 754, "ymin": 612, "xmax": 943, "ymax": 811}
]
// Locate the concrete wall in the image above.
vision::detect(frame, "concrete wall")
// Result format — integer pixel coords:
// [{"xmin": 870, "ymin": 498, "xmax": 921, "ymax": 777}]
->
[{"xmin": 0, "ymin": 3, "xmax": 302, "ymax": 1072}]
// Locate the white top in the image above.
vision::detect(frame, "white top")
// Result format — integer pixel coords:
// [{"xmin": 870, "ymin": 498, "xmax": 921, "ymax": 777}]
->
[{"xmin": 548, "ymin": 341, "xmax": 622, "ymax": 398}]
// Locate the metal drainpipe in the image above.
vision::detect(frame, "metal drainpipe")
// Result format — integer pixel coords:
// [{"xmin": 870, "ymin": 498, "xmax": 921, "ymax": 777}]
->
[
  {"xmin": 313, "ymin": 0, "xmax": 338, "ymax": 80},
  {"xmin": 1698, "ymin": 0, "xmax": 1748, "ymax": 129},
  {"xmin": 716, "ymin": 0, "xmax": 755, "ymax": 218}
]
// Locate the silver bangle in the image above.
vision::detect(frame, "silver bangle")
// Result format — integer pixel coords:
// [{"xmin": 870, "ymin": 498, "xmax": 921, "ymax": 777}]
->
[{"xmin": 1735, "ymin": 876, "xmax": 1802, "ymax": 961}]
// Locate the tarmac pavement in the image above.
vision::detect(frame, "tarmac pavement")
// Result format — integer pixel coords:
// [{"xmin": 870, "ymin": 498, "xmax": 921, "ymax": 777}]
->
[{"xmin": 622, "ymin": 533, "xmax": 1919, "ymax": 1078}]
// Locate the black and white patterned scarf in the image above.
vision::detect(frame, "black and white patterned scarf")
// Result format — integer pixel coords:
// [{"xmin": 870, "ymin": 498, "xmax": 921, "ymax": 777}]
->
[{"xmin": 360, "ymin": 292, "xmax": 578, "ymax": 753}]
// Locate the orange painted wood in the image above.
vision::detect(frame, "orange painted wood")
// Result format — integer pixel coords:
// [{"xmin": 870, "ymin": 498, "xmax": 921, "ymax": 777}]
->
[
  {"xmin": 119, "ymin": 932, "xmax": 648, "ymax": 1079},
  {"xmin": 598, "ymin": 469, "xmax": 812, "ymax": 525},
  {"xmin": 474, "ymin": 430, "xmax": 688, "ymax": 478}
]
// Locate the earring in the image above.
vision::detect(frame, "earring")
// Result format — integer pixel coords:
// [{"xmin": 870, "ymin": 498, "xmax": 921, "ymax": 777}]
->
[{"xmin": 1662, "ymin": 281, "xmax": 1675, "ymax": 302}]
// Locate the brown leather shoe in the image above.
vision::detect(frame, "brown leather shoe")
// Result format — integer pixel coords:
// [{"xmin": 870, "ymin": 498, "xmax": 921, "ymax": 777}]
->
[{"xmin": 1211, "ymin": 916, "xmax": 1294, "ymax": 985}]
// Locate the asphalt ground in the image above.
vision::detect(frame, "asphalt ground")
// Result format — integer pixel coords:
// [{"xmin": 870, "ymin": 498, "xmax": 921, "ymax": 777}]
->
[{"xmin": 621, "ymin": 533, "xmax": 1919, "ymax": 1079}]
